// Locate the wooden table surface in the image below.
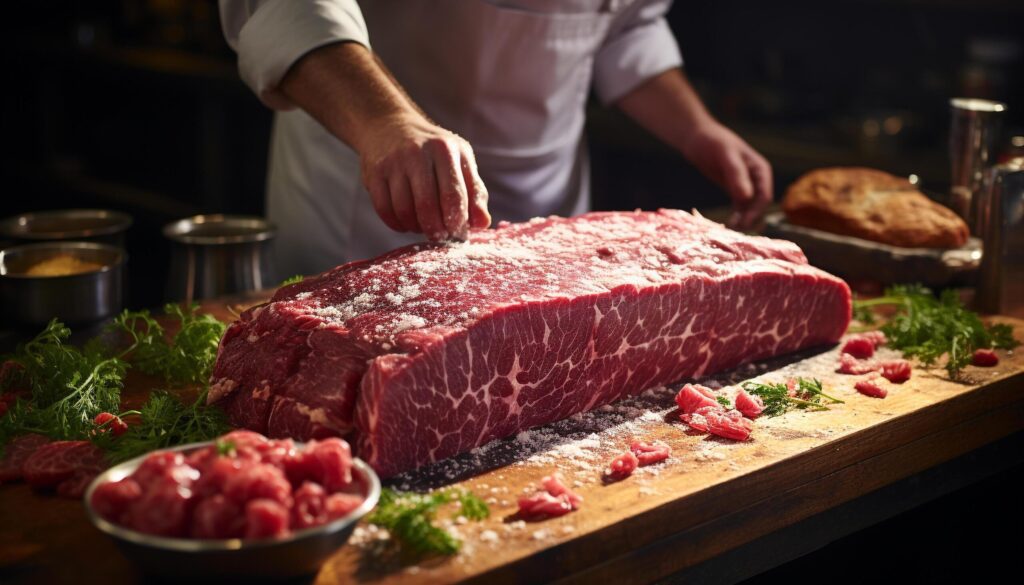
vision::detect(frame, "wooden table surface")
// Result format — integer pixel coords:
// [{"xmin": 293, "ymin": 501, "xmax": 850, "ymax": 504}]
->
[{"xmin": 2, "ymin": 297, "xmax": 1022, "ymax": 585}]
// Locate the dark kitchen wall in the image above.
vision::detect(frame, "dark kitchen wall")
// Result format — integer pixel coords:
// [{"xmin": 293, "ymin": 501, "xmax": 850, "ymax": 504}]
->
[{"xmin": 1, "ymin": 0, "xmax": 1021, "ymax": 307}]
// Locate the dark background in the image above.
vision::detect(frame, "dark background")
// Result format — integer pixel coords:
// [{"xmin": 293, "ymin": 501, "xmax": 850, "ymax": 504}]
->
[{"xmin": 1, "ymin": 2, "xmax": 1022, "ymax": 581}]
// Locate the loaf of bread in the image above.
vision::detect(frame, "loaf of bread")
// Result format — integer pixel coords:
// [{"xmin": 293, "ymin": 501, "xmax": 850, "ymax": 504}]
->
[{"xmin": 782, "ymin": 167, "xmax": 970, "ymax": 249}]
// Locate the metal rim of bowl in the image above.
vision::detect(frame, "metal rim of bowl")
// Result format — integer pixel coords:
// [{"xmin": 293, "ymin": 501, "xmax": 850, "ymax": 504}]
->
[
  {"xmin": 83, "ymin": 440, "xmax": 381, "ymax": 553},
  {"xmin": 0, "ymin": 209, "xmax": 134, "ymax": 240},
  {"xmin": 950, "ymin": 97, "xmax": 1007, "ymax": 113},
  {"xmin": 0, "ymin": 241, "xmax": 126, "ymax": 279},
  {"xmin": 163, "ymin": 215, "xmax": 277, "ymax": 245}
]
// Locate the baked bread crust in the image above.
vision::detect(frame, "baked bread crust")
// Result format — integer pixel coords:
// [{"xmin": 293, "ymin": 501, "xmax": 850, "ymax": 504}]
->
[{"xmin": 782, "ymin": 167, "xmax": 970, "ymax": 249}]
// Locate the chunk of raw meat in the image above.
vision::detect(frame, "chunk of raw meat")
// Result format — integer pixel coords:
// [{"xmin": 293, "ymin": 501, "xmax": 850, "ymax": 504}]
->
[
  {"xmin": 675, "ymin": 384, "xmax": 720, "ymax": 415},
  {"xmin": 22, "ymin": 441, "xmax": 107, "ymax": 495},
  {"xmin": 683, "ymin": 407, "xmax": 753, "ymax": 441},
  {"xmin": 734, "ymin": 389, "xmax": 765, "ymax": 418},
  {"xmin": 879, "ymin": 360, "xmax": 912, "ymax": 384},
  {"xmin": 210, "ymin": 210, "xmax": 851, "ymax": 477},
  {"xmin": 837, "ymin": 353, "xmax": 877, "ymax": 375},
  {"xmin": 855, "ymin": 378, "xmax": 887, "ymax": 398},
  {"xmin": 518, "ymin": 473, "xmax": 582, "ymax": 519},
  {"xmin": 860, "ymin": 331, "xmax": 887, "ymax": 347},
  {"xmin": 606, "ymin": 451, "xmax": 639, "ymax": 479},
  {"xmin": 972, "ymin": 349, "xmax": 999, "ymax": 367},
  {"xmin": 629, "ymin": 440, "xmax": 670, "ymax": 466},
  {"xmin": 0, "ymin": 434, "xmax": 49, "ymax": 483},
  {"xmin": 841, "ymin": 336, "xmax": 875, "ymax": 359}
]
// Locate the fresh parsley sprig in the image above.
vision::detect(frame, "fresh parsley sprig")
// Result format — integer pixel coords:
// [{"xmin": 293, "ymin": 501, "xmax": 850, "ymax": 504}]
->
[
  {"xmin": 852, "ymin": 285, "xmax": 1019, "ymax": 378},
  {"xmin": 742, "ymin": 377, "xmax": 842, "ymax": 417},
  {"xmin": 367, "ymin": 488, "xmax": 490, "ymax": 556}
]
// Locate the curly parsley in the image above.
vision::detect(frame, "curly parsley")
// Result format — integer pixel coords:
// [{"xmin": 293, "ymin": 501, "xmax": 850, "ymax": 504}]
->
[{"xmin": 367, "ymin": 488, "xmax": 490, "ymax": 556}]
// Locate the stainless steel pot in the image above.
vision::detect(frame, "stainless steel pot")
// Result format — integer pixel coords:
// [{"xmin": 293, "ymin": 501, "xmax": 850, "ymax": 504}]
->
[
  {"xmin": 0, "ymin": 209, "xmax": 133, "ymax": 249},
  {"xmin": 0, "ymin": 241, "xmax": 126, "ymax": 326},
  {"xmin": 163, "ymin": 215, "xmax": 276, "ymax": 304}
]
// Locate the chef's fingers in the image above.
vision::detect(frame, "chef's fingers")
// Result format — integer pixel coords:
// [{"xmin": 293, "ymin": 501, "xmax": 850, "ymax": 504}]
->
[
  {"xmin": 740, "ymin": 151, "xmax": 773, "ymax": 229},
  {"xmin": 388, "ymin": 174, "xmax": 420, "ymax": 233},
  {"xmin": 429, "ymin": 139, "xmax": 470, "ymax": 240},
  {"xmin": 461, "ymin": 147, "xmax": 491, "ymax": 229},
  {"xmin": 407, "ymin": 150, "xmax": 448, "ymax": 241},
  {"xmin": 368, "ymin": 175, "xmax": 404, "ymax": 232},
  {"xmin": 722, "ymin": 149, "xmax": 754, "ymax": 205}
]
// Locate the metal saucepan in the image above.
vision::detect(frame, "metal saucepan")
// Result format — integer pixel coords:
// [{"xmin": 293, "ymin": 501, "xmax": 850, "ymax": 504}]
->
[
  {"xmin": 163, "ymin": 215, "xmax": 276, "ymax": 304},
  {"xmin": 0, "ymin": 241, "xmax": 125, "ymax": 326},
  {"xmin": 0, "ymin": 209, "xmax": 133, "ymax": 249}
]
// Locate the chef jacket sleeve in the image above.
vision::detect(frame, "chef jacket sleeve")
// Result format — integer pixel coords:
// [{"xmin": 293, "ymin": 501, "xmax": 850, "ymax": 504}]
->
[
  {"xmin": 592, "ymin": 0, "xmax": 683, "ymax": 105},
  {"xmin": 219, "ymin": 0, "xmax": 369, "ymax": 110}
]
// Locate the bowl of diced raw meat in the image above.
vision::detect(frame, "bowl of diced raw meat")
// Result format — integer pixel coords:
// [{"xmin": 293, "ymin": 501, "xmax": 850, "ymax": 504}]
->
[{"xmin": 83, "ymin": 430, "xmax": 380, "ymax": 579}]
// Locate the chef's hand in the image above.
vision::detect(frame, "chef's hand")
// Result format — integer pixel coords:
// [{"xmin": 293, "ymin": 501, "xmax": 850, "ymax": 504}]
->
[
  {"xmin": 615, "ymin": 68, "xmax": 773, "ymax": 231},
  {"xmin": 279, "ymin": 42, "xmax": 490, "ymax": 241},
  {"xmin": 679, "ymin": 121, "xmax": 772, "ymax": 231},
  {"xmin": 359, "ymin": 114, "xmax": 490, "ymax": 241}
]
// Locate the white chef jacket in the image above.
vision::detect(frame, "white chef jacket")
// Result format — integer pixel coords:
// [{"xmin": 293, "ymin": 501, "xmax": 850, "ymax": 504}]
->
[{"xmin": 220, "ymin": 0, "xmax": 682, "ymax": 277}]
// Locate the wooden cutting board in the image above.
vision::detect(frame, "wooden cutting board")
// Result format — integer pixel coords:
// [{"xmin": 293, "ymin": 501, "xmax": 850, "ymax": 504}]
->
[{"xmin": 1, "ymin": 298, "xmax": 1022, "ymax": 585}]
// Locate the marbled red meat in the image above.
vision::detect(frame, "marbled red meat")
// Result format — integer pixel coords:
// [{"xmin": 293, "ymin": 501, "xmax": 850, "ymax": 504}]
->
[
  {"xmin": 682, "ymin": 407, "xmax": 753, "ymax": 441},
  {"xmin": 22, "ymin": 441, "xmax": 107, "ymax": 495},
  {"xmin": 518, "ymin": 472, "xmax": 582, "ymax": 519},
  {"xmin": 209, "ymin": 210, "xmax": 851, "ymax": 477},
  {"xmin": 0, "ymin": 433, "xmax": 49, "ymax": 483},
  {"xmin": 855, "ymin": 378, "xmax": 887, "ymax": 398},
  {"xmin": 629, "ymin": 440, "xmax": 670, "ymax": 465},
  {"xmin": 841, "ymin": 336, "xmax": 875, "ymax": 359},
  {"xmin": 675, "ymin": 383, "xmax": 719, "ymax": 415},
  {"xmin": 879, "ymin": 360, "xmax": 912, "ymax": 384},
  {"xmin": 734, "ymin": 389, "xmax": 765, "ymax": 418}
]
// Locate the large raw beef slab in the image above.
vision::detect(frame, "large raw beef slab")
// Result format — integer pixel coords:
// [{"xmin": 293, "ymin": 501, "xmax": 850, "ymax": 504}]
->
[{"xmin": 209, "ymin": 210, "xmax": 851, "ymax": 477}]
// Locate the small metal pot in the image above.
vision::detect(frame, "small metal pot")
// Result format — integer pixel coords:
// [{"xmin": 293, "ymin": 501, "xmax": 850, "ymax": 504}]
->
[
  {"xmin": 0, "ymin": 242, "xmax": 126, "ymax": 326},
  {"xmin": 0, "ymin": 209, "xmax": 133, "ymax": 249},
  {"xmin": 163, "ymin": 215, "xmax": 276, "ymax": 304}
]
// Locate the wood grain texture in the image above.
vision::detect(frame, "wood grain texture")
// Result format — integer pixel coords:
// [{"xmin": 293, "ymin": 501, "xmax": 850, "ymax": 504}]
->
[{"xmin": 1, "ymin": 297, "xmax": 1021, "ymax": 585}]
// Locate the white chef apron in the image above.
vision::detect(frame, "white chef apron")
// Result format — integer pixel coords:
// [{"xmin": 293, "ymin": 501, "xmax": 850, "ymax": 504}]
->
[{"xmin": 266, "ymin": 0, "xmax": 614, "ymax": 277}]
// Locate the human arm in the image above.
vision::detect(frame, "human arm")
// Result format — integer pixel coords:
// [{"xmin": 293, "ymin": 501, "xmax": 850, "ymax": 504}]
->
[
  {"xmin": 218, "ymin": 0, "xmax": 489, "ymax": 240},
  {"xmin": 614, "ymin": 69, "xmax": 772, "ymax": 230}
]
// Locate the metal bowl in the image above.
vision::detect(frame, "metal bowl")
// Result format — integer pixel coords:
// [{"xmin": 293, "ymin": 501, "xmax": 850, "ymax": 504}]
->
[
  {"xmin": 0, "ymin": 209, "xmax": 133, "ymax": 248},
  {"xmin": 163, "ymin": 215, "xmax": 277, "ymax": 303},
  {"xmin": 0, "ymin": 241, "xmax": 125, "ymax": 326},
  {"xmin": 83, "ymin": 441, "xmax": 381, "ymax": 580}
]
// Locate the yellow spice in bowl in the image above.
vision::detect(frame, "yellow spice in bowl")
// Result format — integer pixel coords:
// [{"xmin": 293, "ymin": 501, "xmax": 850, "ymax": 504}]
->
[{"xmin": 24, "ymin": 254, "xmax": 104, "ymax": 276}]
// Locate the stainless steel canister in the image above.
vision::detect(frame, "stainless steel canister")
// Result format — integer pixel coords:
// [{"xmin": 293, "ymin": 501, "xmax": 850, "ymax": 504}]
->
[
  {"xmin": 974, "ymin": 158, "xmax": 1024, "ymax": 317},
  {"xmin": 949, "ymin": 98, "xmax": 1006, "ymax": 226},
  {"xmin": 163, "ymin": 215, "xmax": 276, "ymax": 304}
]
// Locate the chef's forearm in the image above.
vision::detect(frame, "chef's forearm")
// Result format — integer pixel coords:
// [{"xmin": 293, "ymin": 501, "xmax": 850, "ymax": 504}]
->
[
  {"xmin": 613, "ymin": 68, "xmax": 715, "ymax": 155},
  {"xmin": 279, "ymin": 42, "xmax": 422, "ymax": 153}
]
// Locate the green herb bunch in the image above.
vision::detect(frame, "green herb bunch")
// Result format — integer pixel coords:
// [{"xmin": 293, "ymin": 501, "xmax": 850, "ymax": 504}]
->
[
  {"xmin": 367, "ymin": 488, "xmax": 490, "ymax": 556},
  {"xmin": 852, "ymin": 285, "xmax": 1018, "ymax": 378},
  {"xmin": 741, "ymin": 377, "xmax": 843, "ymax": 417}
]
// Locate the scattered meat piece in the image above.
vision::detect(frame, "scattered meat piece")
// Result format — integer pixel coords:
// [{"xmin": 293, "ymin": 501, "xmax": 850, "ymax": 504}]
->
[
  {"xmin": 518, "ymin": 473, "xmax": 583, "ymax": 519},
  {"xmin": 192, "ymin": 493, "xmax": 244, "ymax": 539},
  {"xmin": 606, "ymin": 451, "xmax": 639, "ymax": 479},
  {"xmin": 879, "ymin": 359, "xmax": 912, "ymax": 384},
  {"xmin": 855, "ymin": 378, "xmax": 888, "ymax": 399},
  {"xmin": 209, "ymin": 210, "xmax": 852, "ymax": 478},
  {"xmin": 0, "ymin": 434, "xmax": 49, "ymax": 483},
  {"xmin": 675, "ymin": 384, "xmax": 720, "ymax": 415},
  {"xmin": 56, "ymin": 469, "xmax": 103, "ymax": 499},
  {"xmin": 683, "ymin": 406, "xmax": 753, "ymax": 441},
  {"xmin": 541, "ymin": 473, "xmax": 582, "ymax": 510},
  {"xmin": 860, "ymin": 331, "xmax": 887, "ymax": 347},
  {"xmin": 734, "ymin": 389, "xmax": 765, "ymax": 418},
  {"xmin": 785, "ymin": 378, "xmax": 799, "ymax": 397},
  {"xmin": 972, "ymin": 349, "xmax": 999, "ymax": 367},
  {"xmin": 22, "ymin": 441, "xmax": 107, "ymax": 492},
  {"xmin": 93, "ymin": 412, "xmax": 129, "ymax": 437},
  {"xmin": 841, "ymin": 336, "xmax": 876, "ymax": 359},
  {"xmin": 629, "ymin": 441, "xmax": 670, "ymax": 466},
  {"xmin": 324, "ymin": 493, "xmax": 364, "ymax": 521},
  {"xmin": 837, "ymin": 353, "xmax": 878, "ymax": 375},
  {"xmin": 703, "ymin": 409, "xmax": 754, "ymax": 441},
  {"xmin": 517, "ymin": 492, "xmax": 576, "ymax": 519}
]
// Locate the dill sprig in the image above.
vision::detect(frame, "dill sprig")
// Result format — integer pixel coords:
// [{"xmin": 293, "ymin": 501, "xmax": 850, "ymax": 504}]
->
[
  {"xmin": 104, "ymin": 304, "xmax": 226, "ymax": 386},
  {"xmin": 280, "ymin": 274, "xmax": 305, "ymax": 287},
  {"xmin": 742, "ymin": 377, "xmax": 843, "ymax": 417},
  {"xmin": 852, "ymin": 285, "xmax": 1019, "ymax": 378},
  {"xmin": 0, "ymin": 320, "xmax": 125, "ymax": 442},
  {"xmin": 367, "ymin": 488, "xmax": 490, "ymax": 556},
  {"xmin": 92, "ymin": 388, "xmax": 231, "ymax": 464},
  {"xmin": 716, "ymin": 395, "xmax": 732, "ymax": 408}
]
